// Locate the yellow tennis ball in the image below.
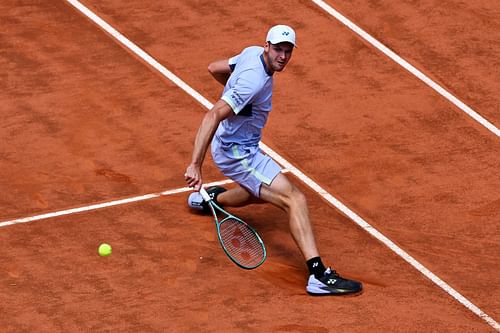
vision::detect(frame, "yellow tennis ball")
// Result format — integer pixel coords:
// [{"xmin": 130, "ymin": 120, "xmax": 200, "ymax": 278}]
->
[{"xmin": 98, "ymin": 243, "xmax": 112, "ymax": 257}]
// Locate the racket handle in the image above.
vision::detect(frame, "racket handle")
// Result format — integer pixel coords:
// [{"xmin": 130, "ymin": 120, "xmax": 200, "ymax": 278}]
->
[{"xmin": 199, "ymin": 187, "xmax": 212, "ymax": 202}]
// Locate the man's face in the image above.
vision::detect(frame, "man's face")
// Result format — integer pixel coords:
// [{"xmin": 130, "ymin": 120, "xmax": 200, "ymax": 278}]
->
[{"xmin": 264, "ymin": 42, "xmax": 294, "ymax": 72}]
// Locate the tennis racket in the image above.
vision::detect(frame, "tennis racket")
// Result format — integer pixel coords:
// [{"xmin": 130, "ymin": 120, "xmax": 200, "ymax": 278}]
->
[{"xmin": 200, "ymin": 187, "xmax": 266, "ymax": 269}]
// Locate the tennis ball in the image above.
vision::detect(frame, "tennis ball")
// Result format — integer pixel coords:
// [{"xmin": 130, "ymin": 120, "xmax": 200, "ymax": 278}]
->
[{"xmin": 98, "ymin": 243, "xmax": 112, "ymax": 257}]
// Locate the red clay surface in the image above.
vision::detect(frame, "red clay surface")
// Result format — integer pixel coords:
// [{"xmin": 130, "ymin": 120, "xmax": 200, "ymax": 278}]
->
[{"xmin": 1, "ymin": 1, "xmax": 498, "ymax": 332}]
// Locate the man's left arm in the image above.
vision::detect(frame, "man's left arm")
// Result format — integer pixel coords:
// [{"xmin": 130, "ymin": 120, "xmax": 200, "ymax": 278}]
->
[{"xmin": 208, "ymin": 59, "xmax": 232, "ymax": 86}]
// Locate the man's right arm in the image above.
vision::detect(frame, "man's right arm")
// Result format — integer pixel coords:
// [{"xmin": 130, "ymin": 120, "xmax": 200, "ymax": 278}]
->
[
  {"xmin": 184, "ymin": 99, "xmax": 233, "ymax": 190},
  {"xmin": 208, "ymin": 59, "xmax": 232, "ymax": 86}
]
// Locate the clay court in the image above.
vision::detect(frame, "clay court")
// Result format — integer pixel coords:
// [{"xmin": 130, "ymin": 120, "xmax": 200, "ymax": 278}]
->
[{"xmin": 1, "ymin": 1, "xmax": 499, "ymax": 332}]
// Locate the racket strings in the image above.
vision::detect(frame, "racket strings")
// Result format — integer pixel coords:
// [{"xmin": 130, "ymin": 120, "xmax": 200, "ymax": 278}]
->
[{"xmin": 219, "ymin": 219, "xmax": 264, "ymax": 267}]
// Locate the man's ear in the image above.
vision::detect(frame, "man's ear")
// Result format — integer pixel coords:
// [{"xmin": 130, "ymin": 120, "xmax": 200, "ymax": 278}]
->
[{"xmin": 264, "ymin": 41, "xmax": 270, "ymax": 52}]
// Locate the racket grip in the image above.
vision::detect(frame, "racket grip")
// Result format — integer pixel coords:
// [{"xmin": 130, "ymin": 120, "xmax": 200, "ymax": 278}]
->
[{"xmin": 199, "ymin": 187, "xmax": 212, "ymax": 202}]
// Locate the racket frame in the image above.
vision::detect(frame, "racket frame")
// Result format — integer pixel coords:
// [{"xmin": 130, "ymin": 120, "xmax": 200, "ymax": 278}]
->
[{"xmin": 200, "ymin": 187, "xmax": 266, "ymax": 269}]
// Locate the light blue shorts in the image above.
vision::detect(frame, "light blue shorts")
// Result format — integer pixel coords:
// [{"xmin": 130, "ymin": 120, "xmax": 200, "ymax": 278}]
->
[{"xmin": 211, "ymin": 137, "xmax": 281, "ymax": 198}]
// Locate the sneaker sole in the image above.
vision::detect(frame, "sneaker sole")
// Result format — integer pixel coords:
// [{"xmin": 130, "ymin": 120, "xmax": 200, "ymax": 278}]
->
[{"xmin": 306, "ymin": 286, "xmax": 363, "ymax": 297}]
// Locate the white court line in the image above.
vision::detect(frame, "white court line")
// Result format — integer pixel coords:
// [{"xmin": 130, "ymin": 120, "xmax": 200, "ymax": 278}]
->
[
  {"xmin": 0, "ymin": 169, "xmax": 289, "ymax": 228},
  {"xmin": 0, "ymin": 178, "xmax": 233, "ymax": 228},
  {"xmin": 19, "ymin": 1, "xmax": 493, "ymax": 330},
  {"xmin": 312, "ymin": 0, "xmax": 500, "ymax": 138}
]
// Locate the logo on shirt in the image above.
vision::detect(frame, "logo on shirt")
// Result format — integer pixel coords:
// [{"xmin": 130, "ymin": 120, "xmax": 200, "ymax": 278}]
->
[{"xmin": 230, "ymin": 91, "xmax": 245, "ymax": 107}]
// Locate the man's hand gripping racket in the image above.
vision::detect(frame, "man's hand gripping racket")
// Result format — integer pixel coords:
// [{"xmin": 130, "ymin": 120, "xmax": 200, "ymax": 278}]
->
[{"xmin": 199, "ymin": 187, "xmax": 266, "ymax": 269}]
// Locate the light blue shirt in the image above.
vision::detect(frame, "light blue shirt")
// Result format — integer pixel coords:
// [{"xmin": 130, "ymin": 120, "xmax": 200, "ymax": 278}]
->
[{"xmin": 215, "ymin": 46, "xmax": 273, "ymax": 148}]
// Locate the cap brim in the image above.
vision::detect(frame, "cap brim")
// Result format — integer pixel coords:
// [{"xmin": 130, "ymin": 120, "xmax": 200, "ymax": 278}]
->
[{"xmin": 268, "ymin": 39, "xmax": 297, "ymax": 47}]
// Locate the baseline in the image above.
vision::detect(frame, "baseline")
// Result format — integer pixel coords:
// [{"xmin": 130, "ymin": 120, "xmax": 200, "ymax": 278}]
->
[{"xmin": 0, "ymin": 179, "xmax": 233, "ymax": 228}]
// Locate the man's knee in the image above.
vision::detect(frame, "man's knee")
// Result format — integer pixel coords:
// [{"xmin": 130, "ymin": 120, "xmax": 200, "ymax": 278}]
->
[
  {"xmin": 260, "ymin": 174, "xmax": 307, "ymax": 211},
  {"xmin": 276, "ymin": 184, "xmax": 307, "ymax": 212},
  {"xmin": 288, "ymin": 186, "xmax": 307, "ymax": 209}
]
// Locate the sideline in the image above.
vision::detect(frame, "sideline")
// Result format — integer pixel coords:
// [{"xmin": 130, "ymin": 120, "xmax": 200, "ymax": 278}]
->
[{"xmin": 312, "ymin": 0, "xmax": 500, "ymax": 138}]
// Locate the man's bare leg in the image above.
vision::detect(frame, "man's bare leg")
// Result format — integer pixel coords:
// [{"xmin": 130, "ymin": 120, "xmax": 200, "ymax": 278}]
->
[
  {"xmin": 219, "ymin": 173, "xmax": 320, "ymax": 261},
  {"xmin": 212, "ymin": 174, "xmax": 362, "ymax": 295},
  {"xmin": 217, "ymin": 185, "xmax": 264, "ymax": 207}
]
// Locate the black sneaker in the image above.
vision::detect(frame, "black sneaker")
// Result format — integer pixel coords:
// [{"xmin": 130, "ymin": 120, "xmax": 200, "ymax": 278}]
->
[
  {"xmin": 187, "ymin": 186, "xmax": 227, "ymax": 213},
  {"xmin": 306, "ymin": 267, "xmax": 362, "ymax": 296}
]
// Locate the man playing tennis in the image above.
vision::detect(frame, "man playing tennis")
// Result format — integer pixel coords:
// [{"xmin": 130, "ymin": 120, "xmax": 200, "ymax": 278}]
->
[{"xmin": 184, "ymin": 25, "xmax": 362, "ymax": 296}]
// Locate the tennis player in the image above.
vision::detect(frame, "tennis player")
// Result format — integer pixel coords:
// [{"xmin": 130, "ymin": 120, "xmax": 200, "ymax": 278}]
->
[{"xmin": 185, "ymin": 25, "xmax": 362, "ymax": 296}]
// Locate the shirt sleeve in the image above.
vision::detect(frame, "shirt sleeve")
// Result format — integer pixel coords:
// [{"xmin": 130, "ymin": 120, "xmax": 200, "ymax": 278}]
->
[
  {"xmin": 221, "ymin": 69, "xmax": 262, "ymax": 114},
  {"xmin": 228, "ymin": 54, "xmax": 240, "ymax": 72}
]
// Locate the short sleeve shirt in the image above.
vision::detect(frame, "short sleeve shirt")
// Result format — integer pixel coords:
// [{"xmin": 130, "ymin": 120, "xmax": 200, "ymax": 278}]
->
[{"xmin": 215, "ymin": 46, "xmax": 273, "ymax": 148}]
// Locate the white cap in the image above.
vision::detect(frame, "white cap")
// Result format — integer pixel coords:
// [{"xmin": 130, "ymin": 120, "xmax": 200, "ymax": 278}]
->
[{"xmin": 266, "ymin": 25, "xmax": 297, "ymax": 47}]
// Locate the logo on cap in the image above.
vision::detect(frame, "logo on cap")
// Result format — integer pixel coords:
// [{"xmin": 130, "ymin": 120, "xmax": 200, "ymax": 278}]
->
[{"xmin": 266, "ymin": 24, "xmax": 297, "ymax": 47}]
